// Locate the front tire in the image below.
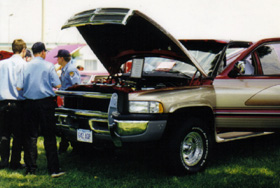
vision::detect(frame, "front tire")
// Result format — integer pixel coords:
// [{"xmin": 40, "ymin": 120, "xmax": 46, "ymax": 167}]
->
[{"xmin": 167, "ymin": 118, "xmax": 212, "ymax": 174}]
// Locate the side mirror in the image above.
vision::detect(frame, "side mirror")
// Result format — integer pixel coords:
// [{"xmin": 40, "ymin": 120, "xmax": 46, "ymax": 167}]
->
[{"xmin": 228, "ymin": 61, "xmax": 245, "ymax": 78}]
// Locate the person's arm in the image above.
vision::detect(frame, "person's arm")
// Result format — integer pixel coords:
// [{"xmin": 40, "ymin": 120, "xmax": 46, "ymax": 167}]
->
[
  {"xmin": 55, "ymin": 84, "xmax": 61, "ymax": 89},
  {"xmin": 16, "ymin": 64, "xmax": 24, "ymax": 91},
  {"xmin": 50, "ymin": 66, "xmax": 61, "ymax": 88}
]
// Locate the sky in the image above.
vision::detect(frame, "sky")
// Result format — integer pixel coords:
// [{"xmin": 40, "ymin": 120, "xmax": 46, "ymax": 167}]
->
[{"xmin": 0, "ymin": 0, "xmax": 280, "ymax": 45}]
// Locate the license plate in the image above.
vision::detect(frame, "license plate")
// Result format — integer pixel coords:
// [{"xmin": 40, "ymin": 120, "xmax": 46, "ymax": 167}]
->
[{"xmin": 77, "ymin": 129, "xmax": 93, "ymax": 143}]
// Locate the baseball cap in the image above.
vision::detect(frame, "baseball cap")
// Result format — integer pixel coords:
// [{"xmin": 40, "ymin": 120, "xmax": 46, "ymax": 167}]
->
[
  {"xmin": 32, "ymin": 42, "xmax": 47, "ymax": 54},
  {"xmin": 54, "ymin": 49, "xmax": 71, "ymax": 58}
]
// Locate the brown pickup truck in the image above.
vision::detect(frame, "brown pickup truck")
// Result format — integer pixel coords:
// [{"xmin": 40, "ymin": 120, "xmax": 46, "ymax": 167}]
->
[{"xmin": 55, "ymin": 8, "xmax": 280, "ymax": 174}]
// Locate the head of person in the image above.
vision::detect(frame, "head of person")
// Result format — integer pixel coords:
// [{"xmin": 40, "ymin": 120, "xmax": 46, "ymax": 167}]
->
[
  {"xmin": 24, "ymin": 49, "xmax": 33, "ymax": 62},
  {"xmin": 12, "ymin": 39, "xmax": 27, "ymax": 58},
  {"xmin": 54, "ymin": 49, "xmax": 71, "ymax": 67},
  {"xmin": 32, "ymin": 42, "xmax": 48, "ymax": 59},
  {"xmin": 77, "ymin": 65, "xmax": 84, "ymax": 71}
]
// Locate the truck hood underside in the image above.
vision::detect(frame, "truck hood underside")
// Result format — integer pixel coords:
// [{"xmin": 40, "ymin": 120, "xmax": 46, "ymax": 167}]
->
[{"xmin": 62, "ymin": 8, "xmax": 207, "ymax": 76}]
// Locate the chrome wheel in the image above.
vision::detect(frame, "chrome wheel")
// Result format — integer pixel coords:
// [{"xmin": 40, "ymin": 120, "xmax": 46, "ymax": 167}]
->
[
  {"xmin": 167, "ymin": 118, "xmax": 211, "ymax": 174},
  {"xmin": 180, "ymin": 131, "xmax": 204, "ymax": 167}
]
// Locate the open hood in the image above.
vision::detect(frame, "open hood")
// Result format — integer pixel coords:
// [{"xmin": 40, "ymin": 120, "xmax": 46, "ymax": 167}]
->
[{"xmin": 62, "ymin": 8, "xmax": 207, "ymax": 76}]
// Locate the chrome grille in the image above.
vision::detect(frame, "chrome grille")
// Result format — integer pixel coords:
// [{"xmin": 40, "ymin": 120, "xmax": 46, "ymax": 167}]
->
[{"xmin": 56, "ymin": 91, "xmax": 113, "ymax": 134}]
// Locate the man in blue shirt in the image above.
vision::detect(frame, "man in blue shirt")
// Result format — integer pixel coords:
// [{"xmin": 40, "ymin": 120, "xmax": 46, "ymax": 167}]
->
[
  {"xmin": 54, "ymin": 49, "xmax": 80, "ymax": 154},
  {"xmin": 0, "ymin": 39, "xmax": 26, "ymax": 170},
  {"xmin": 17, "ymin": 42, "xmax": 65, "ymax": 178},
  {"xmin": 55, "ymin": 49, "xmax": 80, "ymax": 90}
]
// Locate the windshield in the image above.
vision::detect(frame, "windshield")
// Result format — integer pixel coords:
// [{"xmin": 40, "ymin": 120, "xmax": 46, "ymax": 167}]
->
[
  {"xmin": 80, "ymin": 74, "xmax": 92, "ymax": 84},
  {"xmin": 188, "ymin": 50, "xmax": 217, "ymax": 75},
  {"xmin": 123, "ymin": 57, "xmax": 198, "ymax": 78},
  {"xmin": 188, "ymin": 47, "xmax": 245, "ymax": 75},
  {"xmin": 123, "ymin": 48, "xmax": 244, "ymax": 78},
  {"xmin": 143, "ymin": 57, "xmax": 198, "ymax": 77}
]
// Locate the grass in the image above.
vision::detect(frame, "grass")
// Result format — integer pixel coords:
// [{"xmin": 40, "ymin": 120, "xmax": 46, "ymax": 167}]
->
[{"xmin": 1, "ymin": 134, "xmax": 280, "ymax": 188}]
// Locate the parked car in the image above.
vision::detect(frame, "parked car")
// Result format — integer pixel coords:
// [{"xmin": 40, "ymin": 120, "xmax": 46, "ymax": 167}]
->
[
  {"xmin": 0, "ymin": 51, "xmax": 13, "ymax": 60},
  {"xmin": 79, "ymin": 71, "xmax": 109, "ymax": 85},
  {"xmin": 55, "ymin": 8, "xmax": 280, "ymax": 174}
]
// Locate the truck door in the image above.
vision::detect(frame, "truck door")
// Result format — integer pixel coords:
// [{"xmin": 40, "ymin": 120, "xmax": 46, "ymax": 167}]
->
[{"xmin": 214, "ymin": 42, "xmax": 280, "ymax": 130}]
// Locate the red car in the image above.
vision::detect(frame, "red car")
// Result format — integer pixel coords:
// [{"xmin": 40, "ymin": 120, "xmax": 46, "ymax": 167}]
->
[{"xmin": 0, "ymin": 51, "xmax": 13, "ymax": 60}]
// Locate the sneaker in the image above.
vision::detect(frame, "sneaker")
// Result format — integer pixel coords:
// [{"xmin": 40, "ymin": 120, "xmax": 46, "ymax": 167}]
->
[{"xmin": 51, "ymin": 171, "xmax": 65, "ymax": 178}]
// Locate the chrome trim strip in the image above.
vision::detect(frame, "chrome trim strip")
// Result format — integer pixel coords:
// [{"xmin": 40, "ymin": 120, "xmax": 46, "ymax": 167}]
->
[
  {"xmin": 89, "ymin": 118, "xmax": 109, "ymax": 134},
  {"xmin": 122, "ymin": 9, "xmax": 134, "ymax": 25},
  {"xmin": 89, "ymin": 118, "xmax": 108, "ymax": 123},
  {"xmin": 215, "ymin": 112, "xmax": 280, "ymax": 115},
  {"xmin": 214, "ymin": 109, "xmax": 280, "ymax": 115},
  {"xmin": 83, "ymin": 93, "xmax": 112, "ymax": 99},
  {"xmin": 108, "ymin": 93, "xmax": 122, "ymax": 147},
  {"xmin": 56, "ymin": 107, "xmax": 108, "ymax": 118},
  {"xmin": 55, "ymin": 90, "xmax": 112, "ymax": 99},
  {"xmin": 216, "ymin": 132, "xmax": 274, "ymax": 143},
  {"xmin": 55, "ymin": 114, "xmax": 68, "ymax": 118}
]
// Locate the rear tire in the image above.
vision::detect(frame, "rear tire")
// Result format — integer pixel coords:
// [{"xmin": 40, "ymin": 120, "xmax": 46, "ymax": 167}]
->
[{"xmin": 167, "ymin": 117, "xmax": 212, "ymax": 174}]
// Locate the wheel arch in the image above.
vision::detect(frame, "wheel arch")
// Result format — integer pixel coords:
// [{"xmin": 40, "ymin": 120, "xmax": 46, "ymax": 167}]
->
[{"xmin": 163, "ymin": 106, "xmax": 215, "ymax": 140}]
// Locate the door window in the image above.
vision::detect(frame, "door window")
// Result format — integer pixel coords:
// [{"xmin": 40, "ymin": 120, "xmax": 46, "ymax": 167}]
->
[{"xmin": 256, "ymin": 43, "xmax": 280, "ymax": 75}]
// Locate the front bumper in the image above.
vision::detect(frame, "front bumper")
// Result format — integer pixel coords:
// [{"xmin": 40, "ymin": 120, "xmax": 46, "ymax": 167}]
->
[{"xmin": 55, "ymin": 108, "xmax": 167, "ymax": 146}]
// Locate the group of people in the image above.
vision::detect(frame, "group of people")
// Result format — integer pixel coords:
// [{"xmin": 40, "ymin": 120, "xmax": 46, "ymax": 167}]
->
[{"xmin": 0, "ymin": 39, "xmax": 81, "ymax": 178}]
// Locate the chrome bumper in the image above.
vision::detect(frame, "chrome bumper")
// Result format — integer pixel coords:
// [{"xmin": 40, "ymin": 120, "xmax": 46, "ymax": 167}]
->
[
  {"xmin": 55, "ymin": 108, "xmax": 167, "ymax": 146},
  {"xmin": 55, "ymin": 107, "xmax": 109, "ymax": 134},
  {"xmin": 56, "ymin": 93, "xmax": 167, "ymax": 147},
  {"xmin": 113, "ymin": 120, "xmax": 167, "ymax": 142}
]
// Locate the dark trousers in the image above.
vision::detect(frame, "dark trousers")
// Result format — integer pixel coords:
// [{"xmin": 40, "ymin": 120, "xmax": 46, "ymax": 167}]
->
[
  {"xmin": 59, "ymin": 136, "xmax": 70, "ymax": 153},
  {"xmin": 23, "ymin": 97, "xmax": 60, "ymax": 173},
  {"xmin": 0, "ymin": 100, "xmax": 24, "ymax": 166}
]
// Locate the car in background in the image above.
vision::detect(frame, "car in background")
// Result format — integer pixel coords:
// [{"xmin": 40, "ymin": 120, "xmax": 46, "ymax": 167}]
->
[
  {"xmin": 55, "ymin": 7, "xmax": 280, "ymax": 174},
  {"xmin": 0, "ymin": 51, "xmax": 13, "ymax": 60},
  {"xmin": 79, "ymin": 71, "xmax": 109, "ymax": 85}
]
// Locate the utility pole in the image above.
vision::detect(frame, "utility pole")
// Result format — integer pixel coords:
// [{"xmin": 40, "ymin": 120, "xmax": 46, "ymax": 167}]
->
[
  {"xmin": 8, "ymin": 13, "xmax": 13, "ymax": 43},
  {"xmin": 42, "ymin": 0, "xmax": 45, "ymax": 42}
]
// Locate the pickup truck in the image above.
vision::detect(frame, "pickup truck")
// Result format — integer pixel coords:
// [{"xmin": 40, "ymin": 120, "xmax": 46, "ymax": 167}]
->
[{"xmin": 55, "ymin": 8, "xmax": 280, "ymax": 174}]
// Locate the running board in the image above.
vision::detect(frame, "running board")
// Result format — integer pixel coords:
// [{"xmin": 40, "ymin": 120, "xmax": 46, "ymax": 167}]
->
[{"xmin": 216, "ymin": 131, "xmax": 274, "ymax": 143}]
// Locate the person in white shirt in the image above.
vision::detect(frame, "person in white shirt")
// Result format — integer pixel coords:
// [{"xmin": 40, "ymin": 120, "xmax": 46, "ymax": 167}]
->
[{"xmin": 0, "ymin": 39, "xmax": 26, "ymax": 170}]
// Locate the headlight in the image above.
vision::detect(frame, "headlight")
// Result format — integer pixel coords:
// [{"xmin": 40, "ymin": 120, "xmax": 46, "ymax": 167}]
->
[{"xmin": 129, "ymin": 101, "xmax": 163, "ymax": 113}]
